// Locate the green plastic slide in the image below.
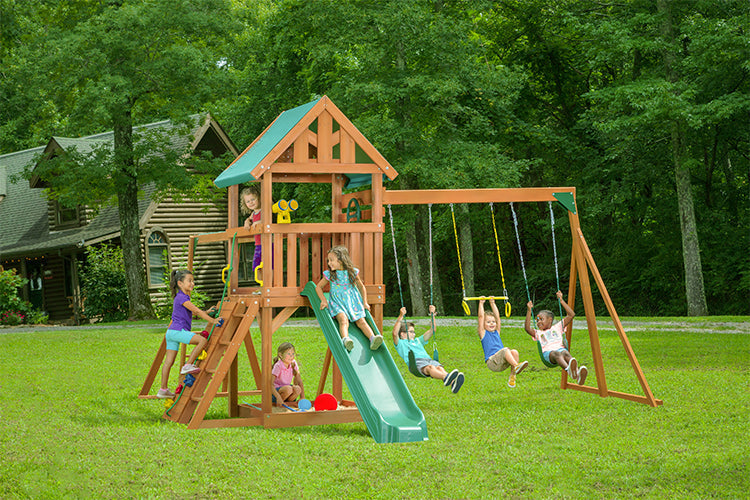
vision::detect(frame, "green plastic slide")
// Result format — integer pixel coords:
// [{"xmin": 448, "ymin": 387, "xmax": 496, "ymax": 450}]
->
[{"xmin": 302, "ymin": 281, "xmax": 428, "ymax": 444}]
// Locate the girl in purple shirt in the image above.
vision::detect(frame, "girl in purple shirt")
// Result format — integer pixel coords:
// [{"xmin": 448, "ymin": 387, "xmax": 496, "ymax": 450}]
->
[{"xmin": 157, "ymin": 269, "xmax": 220, "ymax": 399}]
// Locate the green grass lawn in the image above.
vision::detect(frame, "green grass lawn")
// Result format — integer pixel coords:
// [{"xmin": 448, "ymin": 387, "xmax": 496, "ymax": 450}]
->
[{"xmin": 1, "ymin": 316, "xmax": 748, "ymax": 499}]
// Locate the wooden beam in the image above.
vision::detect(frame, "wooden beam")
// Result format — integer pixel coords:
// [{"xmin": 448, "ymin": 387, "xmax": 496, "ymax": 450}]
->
[
  {"xmin": 270, "ymin": 163, "xmax": 381, "ymax": 175},
  {"xmin": 575, "ymin": 227, "xmax": 662, "ymax": 407},
  {"xmin": 262, "ymin": 173, "xmax": 333, "ymax": 184},
  {"xmin": 383, "ymin": 187, "xmax": 576, "ymax": 205}
]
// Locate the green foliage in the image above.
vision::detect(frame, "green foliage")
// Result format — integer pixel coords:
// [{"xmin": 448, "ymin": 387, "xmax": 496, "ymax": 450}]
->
[
  {"xmin": 0, "ymin": 268, "xmax": 29, "ymax": 321},
  {"xmin": 80, "ymin": 245, "xmax": 128, "ymax": 323},
  {"xmin": 24, "ymin": 309, "xmax": 49, "ymax": 325}
]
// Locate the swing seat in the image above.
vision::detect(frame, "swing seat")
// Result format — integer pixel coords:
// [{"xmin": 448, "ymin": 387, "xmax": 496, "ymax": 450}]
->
[
  {"xmin": 406, "ymin": 349, "xmax": 440, "ymax": 378},
  {"xmin": 407, "ymin": 351, "xmax": 427, "ymax": 378}
]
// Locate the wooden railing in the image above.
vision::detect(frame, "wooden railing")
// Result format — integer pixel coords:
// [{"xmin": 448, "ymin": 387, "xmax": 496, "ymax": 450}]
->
[{"xmin": 187, "ymin": 223, "xmax": 385, "ymax": 308}]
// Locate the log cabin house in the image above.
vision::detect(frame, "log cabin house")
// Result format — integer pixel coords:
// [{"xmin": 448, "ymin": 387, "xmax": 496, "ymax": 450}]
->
[{"xmin": 0, "ymin": 114, "xmax": 239, "ymax": 323}]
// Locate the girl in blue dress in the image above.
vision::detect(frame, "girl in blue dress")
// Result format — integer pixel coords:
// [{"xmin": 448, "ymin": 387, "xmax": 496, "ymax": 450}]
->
[{"xmin": 315, "ymin": 246, "xmax": 384, "ymax": 352}]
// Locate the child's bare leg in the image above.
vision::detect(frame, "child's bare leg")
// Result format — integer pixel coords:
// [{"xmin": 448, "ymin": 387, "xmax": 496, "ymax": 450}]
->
[
  {"xmin": 335, "ymin": 313, "xmax": 350, "ymax": 339},
  {"xmin": 161, "ymin": 350, "xmax": 178, "ymax": 389},
  {"xmin": 278, "ymin": 385, "xmax": 293, "ymax": 402},
  {"xmin": 354, "ymin": 317, "xmax": 374, "ymax": 339},
  {"xmin": 186, "ymin": 334, "xmax": 207, "ymax": 365},
  {"xmin": 423, "ymin": 365, "xmax": 448, "ymax": 381},
  {"xmin": 290, "ymin": 385, "xmax": 302, "ymax": 401},
  {"xmin": 504, "ymin": 348, "xmax": 520, "ymax": 369},
  {"xmin": 550, "ymin": 351, "xmax": 569, "ymax": 370}
]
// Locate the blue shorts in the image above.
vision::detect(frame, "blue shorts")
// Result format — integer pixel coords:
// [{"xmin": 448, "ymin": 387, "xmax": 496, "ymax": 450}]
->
[
  {"xmin": 542, "ymin": 348, "xmax": 568, "ymax": 365},
  {"xmin": 165, "ymin": 329, "xmax": 195, "ymax": 351}
]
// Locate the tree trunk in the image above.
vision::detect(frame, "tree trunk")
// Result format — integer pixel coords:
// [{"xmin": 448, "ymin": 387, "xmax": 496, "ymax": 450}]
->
[
  {"xmin": 457, "ymin": 204, "xmax": 475, "ymax": 315},
  {"xmin": 113, "ymin": 105, "xmax": 155, "ymax": 320},
  {"xmin": 672, "ymin": 126, "xmax": 708, "ymax": 316},
  {"xmin": 658, "ymin": 0, "xmax": 708, "ymax": 316},
  {"xmin": 404, "ymin": 215, "xmax": 426, "ymax": 316}
]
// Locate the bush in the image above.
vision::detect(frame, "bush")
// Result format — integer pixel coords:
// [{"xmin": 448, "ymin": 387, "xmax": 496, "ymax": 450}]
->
[
  {"xmin": 0, "ymin": 268, "xmax": 30, "ymax": 324},
  {"xmin": 26, "ymin": 309, "xmax": 49, "ymax": 325},
  {"xmin": 1, "ymin": 311, "xmax": 25, "ymax": 325},
  {"xmin": 80, "ymin": 245, "xmax": 128, "ymax": 323}
]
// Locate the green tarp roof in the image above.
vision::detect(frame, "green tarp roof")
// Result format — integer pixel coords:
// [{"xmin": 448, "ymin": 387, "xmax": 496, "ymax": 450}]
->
[{"xmin": 214, "ymin": 98, "xmax": 320, "ymax": 189}]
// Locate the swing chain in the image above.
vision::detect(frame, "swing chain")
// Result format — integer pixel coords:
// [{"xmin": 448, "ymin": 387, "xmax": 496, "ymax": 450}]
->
[
  {"xmin": 510, "ymin": 202, "xmax": 531, "ymax": 304},
  {"xmin": 387, "ymin": 204, "xmax": 405, "ymax": 310},
  {"xmin": 549, "ymin": 201, "xmax": 563, "ymax": 318}
]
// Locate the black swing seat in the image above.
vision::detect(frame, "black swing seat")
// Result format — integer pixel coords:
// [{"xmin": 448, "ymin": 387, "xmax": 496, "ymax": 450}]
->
[
  {"xmin": 407, "ymin": 349, "xmax": 440, "ymax": 378},
  {"xmin": 407, "ymin": 350, "xmax": 428, "ymax": 378}
]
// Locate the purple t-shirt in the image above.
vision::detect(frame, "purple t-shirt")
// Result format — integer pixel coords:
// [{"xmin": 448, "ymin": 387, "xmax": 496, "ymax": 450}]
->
[{"xmin": 171, "ymin": 291, "xmax": 192, "ymax": 331}]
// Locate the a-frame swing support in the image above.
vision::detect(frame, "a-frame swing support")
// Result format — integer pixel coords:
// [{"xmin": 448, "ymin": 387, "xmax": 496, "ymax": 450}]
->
[{"xmin": 381, "ymin": 187, "xmax": 662, "ymax": 407}]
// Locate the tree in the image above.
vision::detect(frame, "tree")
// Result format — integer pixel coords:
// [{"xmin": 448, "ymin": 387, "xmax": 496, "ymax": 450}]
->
[
  {"xmin": 581, "ymin": 0, "xmax": 750, "ymax": 315},
  {"xmin": 29, "ymin": 0, "xmax": 239, "ymax": 319},
  {"xmin": 222, "ymin": 0, "xmax": 528, "ymax": 314}
]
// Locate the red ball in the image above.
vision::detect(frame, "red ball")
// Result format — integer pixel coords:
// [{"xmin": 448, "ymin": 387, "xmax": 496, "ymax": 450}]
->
[{"xmin": 313, "ymin": 393, "xmax": 338, "ymax": 411}]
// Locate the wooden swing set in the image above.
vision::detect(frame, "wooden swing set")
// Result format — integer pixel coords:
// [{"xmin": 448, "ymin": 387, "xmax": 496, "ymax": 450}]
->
[{"xmin": 138, "ymin": 95, "xmax": 660, "ymax": 437}]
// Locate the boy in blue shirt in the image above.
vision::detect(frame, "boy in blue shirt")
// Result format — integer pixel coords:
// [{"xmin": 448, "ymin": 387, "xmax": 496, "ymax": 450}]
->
[
  {"xmin": 392, "ymin": 305, "xmax": 465, "ymax": 394},
  {"xmin": 478, "ymin": 297, "xmax": 528, "ymax": 388}
]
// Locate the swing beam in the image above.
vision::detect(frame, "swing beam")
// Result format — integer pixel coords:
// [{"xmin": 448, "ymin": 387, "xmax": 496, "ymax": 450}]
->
[{"xmin": 379, "ymin": 186, "xmax": 662, "ymax": 407}]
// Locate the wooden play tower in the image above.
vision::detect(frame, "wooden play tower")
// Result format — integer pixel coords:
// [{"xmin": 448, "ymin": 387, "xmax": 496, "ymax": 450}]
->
[{"xmin": 139, "ymin": 96, "xmax": 660, "ymax": 433}]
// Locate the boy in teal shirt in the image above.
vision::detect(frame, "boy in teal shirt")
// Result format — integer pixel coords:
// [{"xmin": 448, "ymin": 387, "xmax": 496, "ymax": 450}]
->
[{"xmin": 392, "ymin": 305, "xmax": 464, "ymax": 394}]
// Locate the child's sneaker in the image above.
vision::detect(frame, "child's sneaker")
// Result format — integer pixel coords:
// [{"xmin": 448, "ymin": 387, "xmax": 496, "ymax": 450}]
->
[
  {"xmin": 156, "ymin": 388, "xmax": 175, "ymax": 399},
  {"xmin": 180, "ymin": 363, "xmax": 200, "ymax": 375},
  {"xmin": 369, "ymin": 334, "xmax": 384, "ymax": 350},
  {"xmin": 577, "ymin": 365, "xmax": 588, "ymax": 385},
  {"xmin": 567, "ymin": 357, "xmax": 578, "ymax": 379},
  {"xmin": 444, "ymin": 369, "xmax": 459, "ymax": 387},
  {"xmin": 514, "ymin": 360, "xmax": 529, "ymax": 375},
  {"xmin": 451, "ymin": 372, "xmax": 465, "ymax": 394},
  {"xmin": 342, "ymin": 336, "xmax": 354, "ymax": 351},
  {"xmin": 508, "ymin": 370, "xmax": 516, "ymax": 388}
]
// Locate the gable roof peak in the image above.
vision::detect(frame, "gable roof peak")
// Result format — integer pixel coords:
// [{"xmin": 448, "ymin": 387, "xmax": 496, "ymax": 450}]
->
[{"xmin": 214, "ymin": 95, "xmax": 397, "ymax": 189}]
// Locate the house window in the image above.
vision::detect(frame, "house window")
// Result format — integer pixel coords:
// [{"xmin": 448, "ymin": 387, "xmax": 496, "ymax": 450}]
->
[
  {"xmin": 55, "ymin": 201, "xmax": 80, "ymax": 228},
  {"xmin": 146, "ymin": 231, "xmax": 169, "ymax": 286}
]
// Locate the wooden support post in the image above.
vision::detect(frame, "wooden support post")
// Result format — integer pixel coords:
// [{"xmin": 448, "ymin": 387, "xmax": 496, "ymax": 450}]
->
[
  {"xmin": 261, "ymin": 303, "xmax": 274, "ymax": 414},
  {"xmin": 575, "ymin": 228, "xmax": 661, "ymax": 407},
  {"xmin": 138, "ymin": 338, "xmax": 167, "ymax": 398},
  {"xmin": 569, "ymin": 214, "xmax": 608, "ymax": 397}
]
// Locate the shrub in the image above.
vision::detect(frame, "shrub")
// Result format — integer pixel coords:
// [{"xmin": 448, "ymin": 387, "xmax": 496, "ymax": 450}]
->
[
  {"xmin": 26, "ymin": 309, "xmax": 49, "ymax": 325},
  {"xmin": 1, "ymin": 311, "xmax": 25, "ymax": 325},
  {"xmin": 0, "ymin": 268, "xmax": 30, "ymax": 323},
  {"xmin": 80, "ymin": 245, "xmax": 128, "ymax": 323}
]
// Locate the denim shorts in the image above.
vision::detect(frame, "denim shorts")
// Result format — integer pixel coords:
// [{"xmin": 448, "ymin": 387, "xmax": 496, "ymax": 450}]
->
[{"xmin": 542, "ymin": 347, "xmax": 568, "ymax": 364}]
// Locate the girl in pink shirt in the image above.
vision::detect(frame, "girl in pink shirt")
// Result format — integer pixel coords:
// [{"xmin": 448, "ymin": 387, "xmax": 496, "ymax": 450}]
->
[{"xmin": 271, "ymin": 342, "xmax": 305, "ymax": 407}]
